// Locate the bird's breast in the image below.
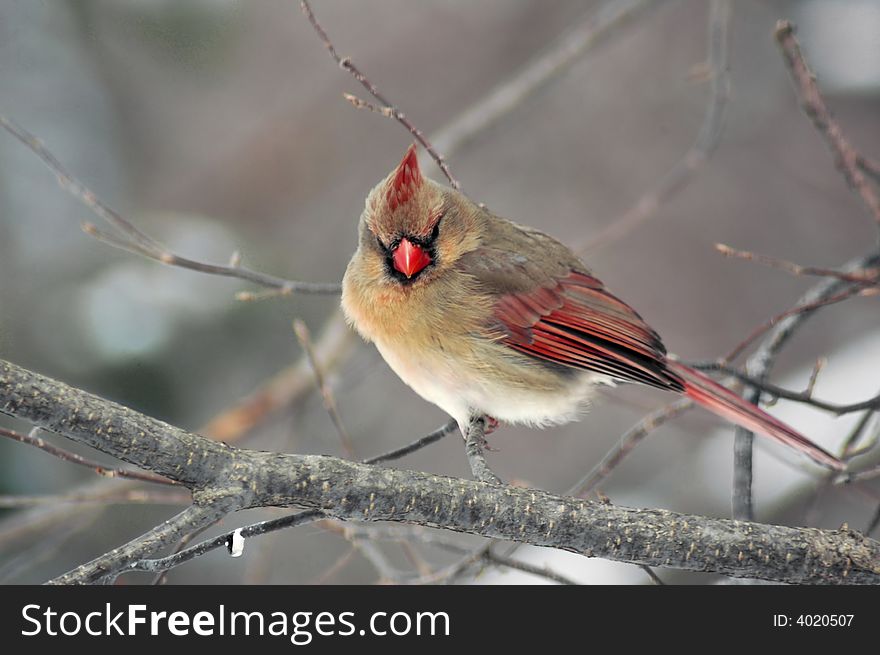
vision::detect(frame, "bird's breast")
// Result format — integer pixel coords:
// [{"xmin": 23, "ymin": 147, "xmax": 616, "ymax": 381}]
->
[{"xmin": 342, "ymin": 257, "xmax": 609, "ymax": 427}]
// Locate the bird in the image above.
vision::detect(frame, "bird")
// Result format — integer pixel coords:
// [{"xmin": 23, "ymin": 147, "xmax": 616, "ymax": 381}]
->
[{"xmin": 341, "ymin": 144, "xmax": 844, "ymax": 471}]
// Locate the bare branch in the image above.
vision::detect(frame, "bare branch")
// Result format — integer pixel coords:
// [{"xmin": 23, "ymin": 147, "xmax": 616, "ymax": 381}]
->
[
  {"xmin": 293, "ymin": 319, "xmax": 356, "ymax": 458},
  {"xmin": 775, "ymin": 21, "xmax": 880, "ymax": 228},
  {"xmin": 300, "ymin": 0, "xmax": 460, "ymax": 190},
  {"xmin": 202, "ymin": 313, "xmax": 354, "ymax": 443},
  {"xmin": 431, "ymin": 0, "xmax": 666, "ymax": 160},
  {"xmin": 310, "ymin": 546, "xmax": 357, "ymax": 584},
  {"xmin": 0, "ymin": 519, "xmax": 95, "ymax": 584},
  {"xmin": 856, "ymin": 155, "xmax": 880, "ymax": 186},
  {"xmin": 337, "ymin": 524, "xmax": 581, "ymax": 585},
  {"xmin": 130, "ymin": 510, "xmax": 324, "ymax": 577},
  {"xmin": 640, "ymin": 566, "xmax": 666, "ymax": 585},
  {"xmin": 723, "ymin": 16, "xmax": 880, "ymax": 516},
  {"xmin": 578, "ymin": 0, "xmax": 731, "ymax": 253},
  {"xmin": 722, "ymin": 285, "xmax": 868, "ymax": 364},
  {"xmin": 0, "ymin": 490, "xmax": 190, "ymax": 508},
  {"xmin": 715, "ymin": 243, "xmax": 879, "ymax": 285},
  {"xmin": 732, "ymin": 252, "xmax": 880, "ymax": 520},
  {"xmin": 0, "ymin": 426, "xmax": 176, "ymax": 485},
  {"xmin": 152, "ymin": 521, "xmax": 218, "ymax": 585},
  {"xmin": 571, "ymin": 397, "xmax": 694, "ymax": 497},
  {"xmin": 691, "ymin": 364, "xmax": 880, "ymax": 417},
  {"xmin": 343, "ymin": 93, "xmax": 394, "ymax": 118},
  {"xmin": 3, "ymin": 358, "xmax": 878, "ymax": 585},
  {"xmin": 49, "ymin": 503, "xmax": 229, "ymax": 585},
  {"xmin": 363, "ymin": 419, "xmax": 457, "ymax": 465},
  {"xmin": 804, "ymin": 404, "xmax": 878, "ymax": 528},
  {"xmin": 0, "ymin": 114, "xmax": 340, "ymax": 296}
]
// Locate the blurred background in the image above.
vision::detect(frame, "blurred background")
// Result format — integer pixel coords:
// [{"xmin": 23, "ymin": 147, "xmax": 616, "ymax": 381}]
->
[{"xmin": 0, "ymin": 0, "xmax": 878, "ymax": 584}]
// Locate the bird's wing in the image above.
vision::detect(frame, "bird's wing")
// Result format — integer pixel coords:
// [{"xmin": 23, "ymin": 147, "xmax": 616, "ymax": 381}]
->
[{"xmin": 458, "ymin": 220, "xmax": 682, "ymax": 391}]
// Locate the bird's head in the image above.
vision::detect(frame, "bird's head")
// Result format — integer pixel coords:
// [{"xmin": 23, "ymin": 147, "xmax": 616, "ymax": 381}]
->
[{"xmin": 359, "ymin": 144, "xmax": 481, "ymax": 286}]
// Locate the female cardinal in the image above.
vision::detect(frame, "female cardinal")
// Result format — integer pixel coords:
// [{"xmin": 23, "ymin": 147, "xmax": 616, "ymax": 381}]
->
[{"xmin": 341, "ymin": 145, "xmax": 843, "ymax": 471}]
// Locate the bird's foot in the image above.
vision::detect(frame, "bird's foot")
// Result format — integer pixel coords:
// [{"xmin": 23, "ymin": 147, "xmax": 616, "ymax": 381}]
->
[
  {"xmin": 475, "ymin": 416, "xmax": 500, "ymax": 451},
  {"xmin": 463, "ymin": 415, "xmax": 503, "ymax": 485}
]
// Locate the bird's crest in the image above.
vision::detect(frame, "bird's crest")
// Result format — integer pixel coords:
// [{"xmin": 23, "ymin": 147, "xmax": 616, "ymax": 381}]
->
[{"xmin": 386, "ymin": 144, "xmax": 422, "ymax": 211}]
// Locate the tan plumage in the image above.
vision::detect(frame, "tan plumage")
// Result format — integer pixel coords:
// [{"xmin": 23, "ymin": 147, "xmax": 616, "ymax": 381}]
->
[{"xmin": 341, "ymin": 145, "xmax": 844, "ymax": 470}]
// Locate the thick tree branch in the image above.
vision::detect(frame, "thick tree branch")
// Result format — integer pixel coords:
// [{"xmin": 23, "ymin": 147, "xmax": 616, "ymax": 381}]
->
[{"xmin": 2, "ymin": 359, "xmax": 878, "ymax": 584}]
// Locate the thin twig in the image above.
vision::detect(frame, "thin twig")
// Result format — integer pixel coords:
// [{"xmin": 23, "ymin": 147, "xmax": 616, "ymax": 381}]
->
[
  {"xmin": 300, "ymin": 0, "xmax": 460, "ymax": 190},
  {"xmin": 431, "ymin": 0, "xmax": 666, "ymax": 161},
  {"xmin": 571, "ymin": 397, "xmax": 694, "ymax": 497},
  {"xmin": 311, "ymin": 546, "xmax": 357, "ymax": 584},
  {"xmin": 363, "ymin": 419, "xmax": 457, "ymax": 465},
  {"xmin": 690, "ymin": 364, "xmax": 880, "ymax": 417},
  {"xmin": 856, "ymin": 155, "xmax": 880, "ymax": 186},
  {"xmin": 726, "ymin": 15, "xmax": 880, "ymax": 514},
  {"xmin": 843, "ymin": 465, "xmax": 880, "ymax": 485},
  {"xmin": 640, "ymin": 566, "xmax": 665, "ymax": 585},
  {"xmin": 0, "ymin": 490, "xmax": 190, "ymax": 508},
  {"xmin": 152, "ymin": 521, "xmax": 219, "ymax": 585},
  {"xmin": 352, "ymin": 538, "xmax": 405, "ymax": 584},
  {"xmin": 804, "ymin": 358, "xmax": 826, "ymax": 400},
  {"xmin": 202, "ymin": 314, "xmax": 353, "ymax": 443},
  {"xmin": 715, "ymin": 243, "xmax": 879, "ymax": 285},
  {"xmin": 775, "ymin": 21, "xmax": 880, "ymax": 228},
  {"xmin": 129, "ymin": 510, "xmax": 325, "ymax": 576},
  {"xmin": 730, "ymin": 252, "xmax": 880, "ymax": 520},
  {"xmin": 722, "ymin": 286, "xmax": 867, "ymax": 363},
  {"xmin": 0, "ymin": 113, "xmax": 340, "ymax": 296},
  {"xmin": 578, "ymin": 0, "xmax": 731, "ymax": 253},
  {"xmin": 804, "ymin": 405, "xmax": 878, "ymax": 527},
  {"xmin": 293, "ymin": 319, "xmax": 355, "ymax": 458},
  {"xmin": 398, "ymin": 540, "xmax": 434, "ymax": 579},
  {"xmin": 340, "ymin": 525, "xmax": 580, "ymax": 585},
  {"xmin": 49, "ymin": 503, "xmax": 230, "ymax": 584},
  {"xmin": 0, "ymin": 426, "xmax": 177, "ymax": 485},
  {"xmin": 478, "ymin": 550, "xmax": 578, "ymax": 585},
  {"xmin": 0, "ymin": 518, "xmax": 96, "ymax": 584}
]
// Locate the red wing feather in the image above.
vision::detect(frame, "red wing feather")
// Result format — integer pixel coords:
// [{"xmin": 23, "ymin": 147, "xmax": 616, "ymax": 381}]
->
[
  {"xmin": 490, "ymin": 269, "xmax": 844, "ymax": 470},
  {"xmin": 495, "ymin": 271, "xmax": 684, "ymax": 391}
]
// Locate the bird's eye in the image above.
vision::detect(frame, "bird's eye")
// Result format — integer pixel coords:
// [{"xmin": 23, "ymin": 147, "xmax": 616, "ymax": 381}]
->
[
  {"xmin": 375, "ymin": 235, "xmax": 389, "ymax": 252},
  {"xmin": 429, "ymin": 214, "xmax": 443, "ymax": 242}
]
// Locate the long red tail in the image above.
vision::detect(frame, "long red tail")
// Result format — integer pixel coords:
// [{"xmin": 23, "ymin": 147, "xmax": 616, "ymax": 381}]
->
[{"xmin": 665, "ymin": 361, "xmax": 844, "ymax": 471}]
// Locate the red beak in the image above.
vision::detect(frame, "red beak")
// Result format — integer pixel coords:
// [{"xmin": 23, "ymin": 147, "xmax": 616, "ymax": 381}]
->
[{"xmin": 392, "ymin": 238, "xmax": 432, "ymax": 278}]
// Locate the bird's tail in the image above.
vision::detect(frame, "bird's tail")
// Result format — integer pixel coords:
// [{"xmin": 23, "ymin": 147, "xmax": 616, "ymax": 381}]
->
[{"xmin": 666, "ymin": 360, "xmax": 844, "ymax": 471}]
